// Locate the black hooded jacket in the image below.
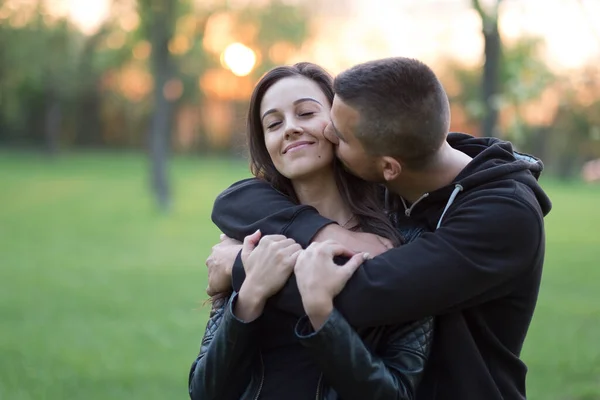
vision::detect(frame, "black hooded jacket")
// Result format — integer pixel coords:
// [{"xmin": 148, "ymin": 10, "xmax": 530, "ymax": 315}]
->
[{"xmin": 211, "ymin": 133, "xmax": 552, "ymax": 400}]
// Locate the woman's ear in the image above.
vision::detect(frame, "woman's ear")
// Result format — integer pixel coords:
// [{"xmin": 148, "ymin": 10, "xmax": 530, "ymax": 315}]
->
[{"xmin": 381, "ymin": 156, "xmax": 402, "ymax": 182}]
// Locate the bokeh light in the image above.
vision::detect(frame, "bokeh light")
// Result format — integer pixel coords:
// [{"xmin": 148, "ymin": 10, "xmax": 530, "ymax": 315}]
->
[{"xmin": 221, "ymin": 43, "xmax": 256, "ymax": 77}]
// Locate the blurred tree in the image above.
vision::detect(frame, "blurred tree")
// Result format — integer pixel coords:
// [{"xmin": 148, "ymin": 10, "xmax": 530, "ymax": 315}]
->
[
  {"xmin": 192, "ymin": 0, "xmax": 310, "ymax": 152},
  {"xmin": 0, "ymin": 1, "xmax": 78, "ymax": 153},
  {"xmin": 0, "ymin": 0, "xmax": 134, "ymax": 151},
  {"xmin": 500, "ymin": 37, "xmax": 554, "ymax": 145},
  {"xmin": 138, "ymin": 0, "xmax": 180, "ymax": 212},
  {"xmin": 241, "ymin": 1, "xmax": 309, "ymax": 75},
  {"xmin": 448, "ymin": 36, "xmax": 553, "ymax": 144},
  {"xmin": 169, "ymin": 1, "xmax": 220, "ymax": 154},
  {"xmin": 73, "ymin": 2, "xmax": 136, "ymax": 148},
  {"xmin": 544, "ymin": 67, "xmax": 600, "ymax": 178},
  {"xmin": 472, "ymin": 0, "xmax": 503, "ymax": 137}
]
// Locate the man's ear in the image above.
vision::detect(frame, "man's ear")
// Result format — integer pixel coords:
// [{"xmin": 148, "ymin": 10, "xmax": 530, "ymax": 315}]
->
[{"xmin": 381, "ymin": 156, "xmax": 402, "ymax": 181}]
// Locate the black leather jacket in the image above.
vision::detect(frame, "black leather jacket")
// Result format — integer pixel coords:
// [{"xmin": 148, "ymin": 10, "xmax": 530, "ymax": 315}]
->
[
  {"xmin": 189, "ymin": 227, "xmax": 434, "ymax": 400},
  {"xmin": 189, "ymin": 292, "xmax": 432, "ymax": 400}
]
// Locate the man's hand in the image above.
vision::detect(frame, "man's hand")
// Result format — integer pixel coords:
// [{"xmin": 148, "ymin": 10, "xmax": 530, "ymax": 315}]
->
[
  {"xmin": 294, "ymin": 240, "xmax": 369, "ymax": 329},
  {"xmin": 313, "ymin": 224, "xmax": 393, "ymax": 256},
  {"xmin": 205, "ymin": 234, "xmax": 242, "ymax": 296}
]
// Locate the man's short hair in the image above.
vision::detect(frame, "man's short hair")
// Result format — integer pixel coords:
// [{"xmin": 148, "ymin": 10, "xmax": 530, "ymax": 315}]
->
[{"xmin": 333, "ymin": 57, "xmax": 451, "ymax": 169}]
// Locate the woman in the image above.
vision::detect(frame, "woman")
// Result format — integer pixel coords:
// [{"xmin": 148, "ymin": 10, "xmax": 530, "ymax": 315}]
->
[{"xmin": 188, "ymin": 62, "xmax": 433, "ymax": 400}]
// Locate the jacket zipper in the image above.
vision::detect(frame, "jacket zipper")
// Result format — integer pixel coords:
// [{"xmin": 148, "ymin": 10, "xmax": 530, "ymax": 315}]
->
[
  {"xmin": 253, "ymin": 352, "xmax": 265, "ymax": 400},
  {"xmin": 314, "ymin": 374, "xmax": 323, "ymax": 400}
]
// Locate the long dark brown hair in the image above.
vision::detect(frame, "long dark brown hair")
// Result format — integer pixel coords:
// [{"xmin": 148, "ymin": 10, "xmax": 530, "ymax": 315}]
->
[
  {"xmin": 247, "ymin": 62, "xmax": 401, "ymax": 243},
  {"xmin": 211, "ymin": 62, "xmax": 401, "ymax": 307}
]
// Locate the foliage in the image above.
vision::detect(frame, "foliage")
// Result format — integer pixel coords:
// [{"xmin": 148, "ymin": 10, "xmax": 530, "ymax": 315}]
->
[
  {"xmin": 447, "ymin": 36, "xmax": 555, "ymax": 141},
  {"xmin": 445, "ymin": 35, "xmax": 600, "ymax": 177},
  {"xmin": 0, "ymin": 0, "xmax": 598, "ymax": 179},
  {"xmin": 0, "ymin": 0, "xmax": 311, "ymax": 152}
]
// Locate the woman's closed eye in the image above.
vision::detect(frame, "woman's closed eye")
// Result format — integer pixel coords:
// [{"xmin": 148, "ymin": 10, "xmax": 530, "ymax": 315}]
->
[{"xmin": 265, "ymin": 121, "xmax": 281, "ymax": 130}]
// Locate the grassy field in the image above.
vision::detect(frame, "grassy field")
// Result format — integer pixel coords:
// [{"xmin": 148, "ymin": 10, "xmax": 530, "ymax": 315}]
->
[{"xmin": 0, "ymin": 152, "xmax": 599, "ymax": 399}]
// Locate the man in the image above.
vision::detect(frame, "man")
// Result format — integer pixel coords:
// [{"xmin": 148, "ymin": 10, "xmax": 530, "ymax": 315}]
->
[{"xmin": 206, "ymin": 57, "xmax": 552, "ymax": 399}]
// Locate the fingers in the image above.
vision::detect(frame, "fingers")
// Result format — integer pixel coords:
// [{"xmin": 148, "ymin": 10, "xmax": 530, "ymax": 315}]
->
[
  {"xmin": 310, "ymin": 241, "xmax": 355, "ymax": 258},
  {"xmin": 243, "ymin": 233, "xmax": 300, "ymax": 265},
  {"xmin": 241, "ymin": 230, "xmax": 262, "ymax": 261},
  {"xmin": 258, "ymin": 235, "xmax": 298, "ymax": 253},
  {"xmin": 269, "ymin": 241, "xmax": 302, "ymax": 267},
  {"xmin": 339, "ymin": 252, "xmax": 368, "ymax": 278},
  {"xmin": 260, "ymin": 235, "xmax": 292, "ymax": 245},
  {"xmin": 246, "ymin": 229, "xmax": 263, "ymax": 244},
  {"xmin": 280, "ymin": 243, "xmax": 302, "ymax": 259},
  {"xmin": 289, "ymin": 248, "xmax": 302, "ymax": 263}
]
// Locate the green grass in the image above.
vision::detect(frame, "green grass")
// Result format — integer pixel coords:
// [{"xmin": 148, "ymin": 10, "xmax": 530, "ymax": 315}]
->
[{"xmin": 0, "ymin": 152, "xmax": 599, "ymax": 399}]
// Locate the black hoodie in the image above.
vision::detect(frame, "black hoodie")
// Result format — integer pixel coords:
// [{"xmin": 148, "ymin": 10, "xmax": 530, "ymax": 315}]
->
[{"xmin": 211, "ymin": 133, "xmax": 552, "ymax": 400}]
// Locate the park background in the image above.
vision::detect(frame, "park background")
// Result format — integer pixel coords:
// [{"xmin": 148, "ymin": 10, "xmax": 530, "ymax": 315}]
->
[{"xmin": 1, "ymin": 0, "xmax": 599, "ymax": 398}]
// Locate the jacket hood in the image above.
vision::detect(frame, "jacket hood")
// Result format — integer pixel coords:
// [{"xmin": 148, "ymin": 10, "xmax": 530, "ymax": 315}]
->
[
  {"xmin": 396, "ymin": 133, "xmax": 553, "ymax": 224},
  {"xmin": 446, "ymin": 133, "xmax": 552, "ymax": 216}
]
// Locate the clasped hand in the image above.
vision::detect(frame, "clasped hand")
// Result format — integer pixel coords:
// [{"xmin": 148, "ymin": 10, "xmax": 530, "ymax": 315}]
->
[
  {"xmin": 244, "ymin": 233, "xmax": 368, "ymax": 313},
  {"xmin": 206, "ymin": 230, "xmax": 370, "ymax": 326}
]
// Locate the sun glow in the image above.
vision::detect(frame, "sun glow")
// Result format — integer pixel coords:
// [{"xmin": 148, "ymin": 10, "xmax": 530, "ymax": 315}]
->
[
  {"xmin": 63, "ymin": 0, "xmax": 110, "ymax": 34},
  {"xmin": 221, "ymin": 43, "xmax": 256, "ymax": 77}
]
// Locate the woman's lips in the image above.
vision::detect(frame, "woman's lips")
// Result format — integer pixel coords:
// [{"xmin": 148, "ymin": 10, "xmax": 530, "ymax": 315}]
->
[{"xmin": 283, "ymin": 141, "xmax": 315, "ymax": 153}]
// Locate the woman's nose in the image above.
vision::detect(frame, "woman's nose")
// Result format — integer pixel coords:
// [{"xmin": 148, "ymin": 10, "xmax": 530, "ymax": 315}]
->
[{"xmin": 284, "ymin": 120, "xmax": 302, "ymax": 139}]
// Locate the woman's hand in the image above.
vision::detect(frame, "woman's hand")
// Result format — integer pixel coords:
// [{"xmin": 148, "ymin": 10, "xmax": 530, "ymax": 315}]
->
[
  {"xmin": 234, "ymin": 230, "xmax": 302, "ymax": 321},
  {"xmin": 205, "ymin": 235, "xmax": 242, "ymax": 296},
  {"xmin": 294, "ymin": 240, "xmax": 369, "ymax": 329}
]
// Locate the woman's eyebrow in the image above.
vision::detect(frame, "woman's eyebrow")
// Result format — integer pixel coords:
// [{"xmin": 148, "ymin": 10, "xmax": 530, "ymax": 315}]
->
[
  {"xmin": 262, "ymin": 98, "xmax": 323, "ymax": 121},
  {"xmin": 261, "ymin": 109, "xmax": 278, "ymax": 122},
  {"xmin": 293, "ymin": 97, "xmax": 322, "ymax": 106}
]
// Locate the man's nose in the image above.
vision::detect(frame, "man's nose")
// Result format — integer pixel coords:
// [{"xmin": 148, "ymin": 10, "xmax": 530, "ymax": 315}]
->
[{"xmin": 324, "ymin": 125, "xmax": 339, "ymax": 144}]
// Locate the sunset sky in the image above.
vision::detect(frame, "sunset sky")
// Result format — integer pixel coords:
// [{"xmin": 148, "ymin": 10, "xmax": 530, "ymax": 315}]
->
[
  {"xmin": 307, "ymin": 0, "xmax": 600, "ymax": 72},
  {"xmin": 48, "ymin": 0, "xmax": 600, "ymax": 73}
]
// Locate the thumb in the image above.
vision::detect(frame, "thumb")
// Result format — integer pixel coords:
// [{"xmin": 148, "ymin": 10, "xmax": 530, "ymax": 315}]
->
[
  {"xmin": 241, "ymin": 230, "xmax": 261, "ymax": 262},
  {"xmin": 339, "ymin": 252, "xmax": 367, "ymax": 279}
]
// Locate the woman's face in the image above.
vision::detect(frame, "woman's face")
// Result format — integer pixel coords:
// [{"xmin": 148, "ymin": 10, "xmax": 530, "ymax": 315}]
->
[{"xmin": 260, "ymin": 76, "xmax": 334, "ymax": 181}]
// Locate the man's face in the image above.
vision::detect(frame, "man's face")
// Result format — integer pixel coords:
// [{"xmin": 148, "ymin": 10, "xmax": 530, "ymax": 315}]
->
[{"xmin": 324, "ymin": 95, "xmax": 384, "ymax": 182}]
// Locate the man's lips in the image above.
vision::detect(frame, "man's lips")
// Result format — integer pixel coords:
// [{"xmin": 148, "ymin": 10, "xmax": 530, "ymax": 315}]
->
[{"xmin": 283, "ymin": 141, "xmax": 315, "ymax": 154}]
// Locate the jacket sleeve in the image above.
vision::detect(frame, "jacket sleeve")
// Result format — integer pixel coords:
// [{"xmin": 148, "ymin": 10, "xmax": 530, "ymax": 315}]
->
[
  {"xmin": 188, "ymin": 293, "xmax": 261, "ymax": 400},
  {"xmin": 212, "ymin": 178, "xmax": 334, "ymax": 248},
  {"xmin": 326, "ymin": 193, "xmax": 544, "ymax": 326},
  {"xmin": 213, "ymin": 179, "xmax": 543, "ymax": 327},
  {"xmin": 295, "ymin": 311, "xmax": 433, "ymax": 400}
]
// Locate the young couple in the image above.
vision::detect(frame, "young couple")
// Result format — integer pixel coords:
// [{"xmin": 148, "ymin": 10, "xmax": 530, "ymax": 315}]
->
[{"xmin": 189, "ymin": 57, "xmax": 552, "ymax": 400}]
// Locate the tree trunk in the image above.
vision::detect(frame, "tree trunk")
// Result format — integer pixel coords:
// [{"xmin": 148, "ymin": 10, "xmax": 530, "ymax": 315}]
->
[
  {"xmin": 76, "ymin": 91, "xmax": 103, "ymax": 147},
  {"xmin": 482, "ymin": 24, "xmax": 501, "ymax": 137},
  {"xmin": 75, "ymin": 29, "xmax": 107, "ymax": 148},
  {"xmin": 44, "ymin": 91, "xmax": 61, "ymax": 156},
  {"xmin": 473, "ymin": 0, "xmax": 503, "ymax": 137},
  {"xmin": 147, "ymin": 1, "xmax": 176, "ymax": 212}
]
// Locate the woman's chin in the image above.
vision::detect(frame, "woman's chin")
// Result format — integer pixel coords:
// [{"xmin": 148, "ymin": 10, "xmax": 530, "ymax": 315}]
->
[{"xmin": 282, "ymin": 161, "xmax": 333, "ymax": 182}]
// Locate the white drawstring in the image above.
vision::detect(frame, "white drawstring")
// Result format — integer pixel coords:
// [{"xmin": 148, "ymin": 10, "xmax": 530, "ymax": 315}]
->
[{"xmin": 436, "ymin": 184, "xmax": 463, "ymax": 230}]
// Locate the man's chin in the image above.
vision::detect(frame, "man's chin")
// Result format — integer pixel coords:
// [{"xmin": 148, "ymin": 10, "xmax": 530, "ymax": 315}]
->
[
  {"xmin": 338, "ymin": 158, "xmax": 368, "ymax": 180},
  {"xmin": 337, "ymin": 157, "xmax": 356, "ymax": 174},
  {"xmin": 338, "ymin": 159, "xmax": 385, "ymax": 184}
]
